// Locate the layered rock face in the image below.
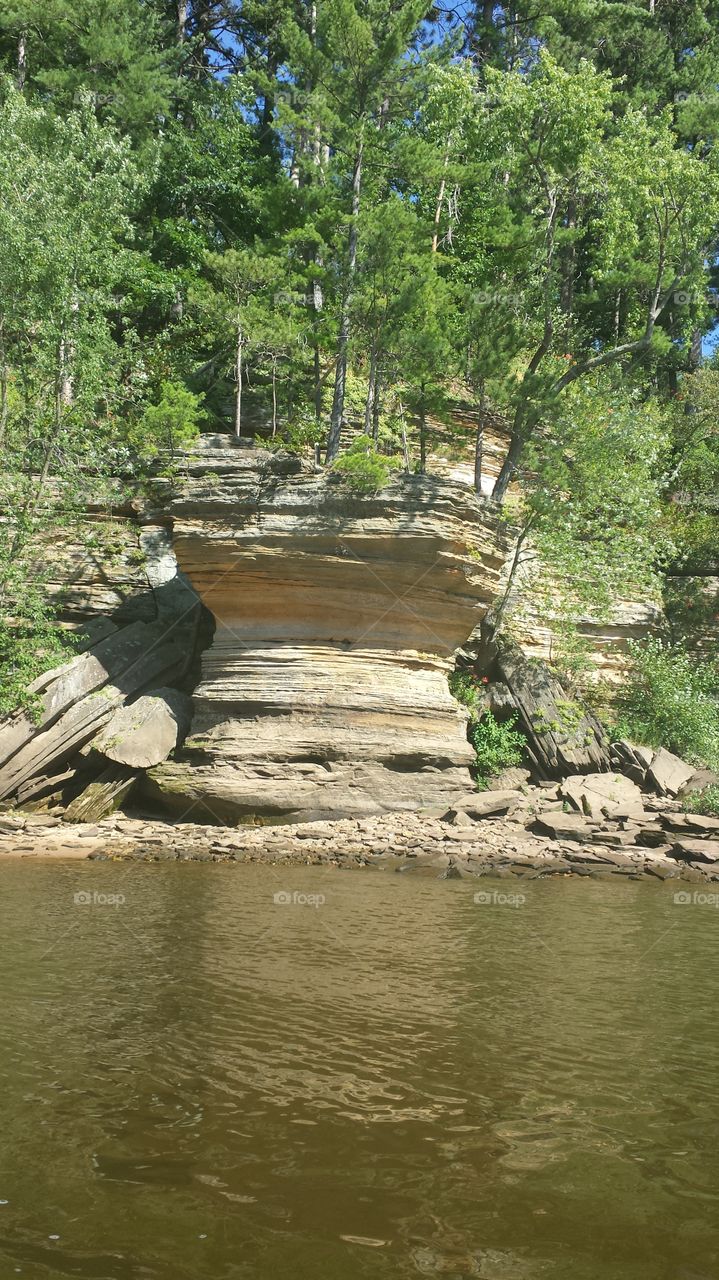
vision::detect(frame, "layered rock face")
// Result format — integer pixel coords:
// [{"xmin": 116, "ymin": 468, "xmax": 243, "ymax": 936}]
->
[{"xmin": 145, "ymin": 442, "xmax": 509, "ymax": 823}]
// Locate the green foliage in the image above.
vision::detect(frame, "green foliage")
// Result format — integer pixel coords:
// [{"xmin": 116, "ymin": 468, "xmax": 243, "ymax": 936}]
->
[
  {"xmin": 448, "ymin": 671, "xmax": 527, "ymax": 779},
  {"xmin": 663, "ymin": 368, "xmax": 719, "ymax": 574},
  {"xmin": 270, "ymin": 417, "xmax": 320, "ymax": 455},
  {"xmin": 496, "ymin": 373, "xmax": 672, "ymax": 672},
  {"xmin": 1, "ymin": 0, "xmax": 719, "ymax": 728},
  {"xmin": 684, "ymin": 787, "xmax": 719, "ymax": 819},
  {"xmin": 471, "ymin": 712, "xmax": 527, "ymax": 780},
  {"xmin": 613, "ymin": 639, "xmax": 719, "ymax": 770},
  {"xmin": 130, "ymin": 381, "xmax": 204, "ymax": 466},
  {"xmin": 0, "ymin": 593, "xmax": 73, "ymax": 719},
  {"xmin": 448, "ymin": 670, "xmax": 485, "ymax": 710},
  {"xmin": 332, "ymin": 434, "xmax": 402, "ymax": 493}
]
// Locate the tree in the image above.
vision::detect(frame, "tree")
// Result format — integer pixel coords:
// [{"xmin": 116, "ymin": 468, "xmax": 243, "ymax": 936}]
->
[
  {"xmin": 454, "ymin": 52, "xmax": 719, "ymax": 502},
  {"xmin": 194, "ymin": 248, "xmax": 284, "ymax": 437},
  {"xmin": 490, "ymin": 373, "xmax": 672, "ymax": 679},
  {"xmin": 0, "ymin": 0, "xmax": 175, "ymax": 140},
  {"xmin": 289, "ymin": 0, "xmax": 433, "ymax": 461}
]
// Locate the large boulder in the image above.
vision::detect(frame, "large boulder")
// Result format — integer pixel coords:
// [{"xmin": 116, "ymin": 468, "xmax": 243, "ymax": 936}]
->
[
  {"xmin": 495, "ymin": 646, "xmax": 610, "ymax": 779},
  {"xmin": 671, "ymin": 837, "xmax": 719, "ymax": 864},
  {"xmin": 560, "ymin": 772, "xmax": 645, "ymax": 820},
  {"xmin": 92, "ymin": 688, "xmax": 193, "ymax": 769},
  {"xmin": 646, "ymin": 748, "xmax": 697, "ymax": 798},
  {"xmin": 443, "ymin": 789, "xmax": 521, "ymax": 820},
  {"xmin": 534, "ymin": 811, "xmax": 600, "ymax": 842}
]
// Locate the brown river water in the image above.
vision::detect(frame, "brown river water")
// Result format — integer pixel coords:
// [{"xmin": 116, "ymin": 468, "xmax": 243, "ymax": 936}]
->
[{"xmin": 0, "ymin": 861, "xmax": 717, "ymax": 1280}]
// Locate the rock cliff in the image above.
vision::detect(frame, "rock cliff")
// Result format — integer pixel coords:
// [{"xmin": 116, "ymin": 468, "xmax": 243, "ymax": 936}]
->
[{"xmin": 143, "ymin": 441, "xmax": 510, "ymax": 822}]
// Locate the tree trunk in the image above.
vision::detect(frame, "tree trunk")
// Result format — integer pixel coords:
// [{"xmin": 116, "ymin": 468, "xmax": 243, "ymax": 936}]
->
[
  {"xmin": 398, "ymin": 400, "xmax": 410, "ymax": 471},
  {"xmin": 559, "ymin": 196, "xmax": 576, "ymax": 328},
  {"xmin": 313, "ymin": 337, "xmax": 322, "ymax": 425},
  {"xmin": 0, "ymin": 332, "xmax": 8, "ymax": 448},
  {"xmin": 58, "ymin": 295, "xmax": 79, "ymax": 409},
  {"xmin": 326, "ymin": 123, "xmax": 364, "ymax": 462},
  {"xmin": 59, "ymin": 338, "xmax": 73, "ymax": 408},
  {"xmin": 474, "ymin": 382, "xmax": 486, "ymax": 496},
  {"xmin": 271, "ymin": 356, "xmax": 278, "ymax": 436},
  {"xmin": 310, "ymin": 269, "xmax": 324, "ymax": 424},
  {"xmin": 492, "ymin": 407, "xmax": 524, "ymax": 504},
  {"xmin": 17, "ymin": 30, "xmax": 27, "ymax": 89},
  {"xmin": 234, "ymin": 327, "xmax": 243, "ymax": 438},
  {"xmin": 364, "ymin": 338, "xmax": 378, "ymax": 435},
  {"xmin": 431, "ymin": 151, "xmax": 449, "ymax": 253},
  {"xmin": 371, "ymin": 371, "xmax": 381, "ymax": 443},
  {"xmin": 472, "ymin": 0, "xmax": 497, "ymax": 71},
  {"xmin": 177, "ymin": 0, "xmax": 188, "ymax": 43},
  {"xmin": 688, "ymin": 326, "xmax": 702, "ymax": 371},
  {"xmin": 418, "ymin": 386, "xmax": 427, "ymax": 473}
]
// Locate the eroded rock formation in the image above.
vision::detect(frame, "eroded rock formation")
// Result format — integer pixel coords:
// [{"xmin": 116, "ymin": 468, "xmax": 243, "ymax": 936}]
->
[{"xmin": 144, "ymin": 441, "xmax": 510, "ymax": 822}]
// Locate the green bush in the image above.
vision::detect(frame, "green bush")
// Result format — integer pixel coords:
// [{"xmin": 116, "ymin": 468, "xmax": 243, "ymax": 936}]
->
[
  {"xmin": 471, "ymin": 711, "xmax": 526, "ymax": 780},
  {"xmin": 448, "ymin": 670, "xmax": 483, "ymax": 710},
  {"xmin": 129, "ymin": 381, "xmax": 204, "ymax": 465},
  {"xmin": 613, "ymin": 638, "xmax": 719, "ymax": 769},
  {"xmin": 0, "ymin": 610, "xmax": 74, "ymax": 719},
  {"xmin": 271, "ymin": 416, "xmax": 318, "ymax": 455},
  {"xmin": 448, "ymin": 670, "xmax": 527, "ymax": 781},
  {"xmin": 683, "ymin": 786, "xmax": 719, "ymax": 818},
  {"xmin": 332, "ymin": 434, "xmax": 401, "ymax": 493}
]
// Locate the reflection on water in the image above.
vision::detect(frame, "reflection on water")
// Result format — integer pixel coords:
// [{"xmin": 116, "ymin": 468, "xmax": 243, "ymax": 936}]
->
[{"xmin": 0, "ymin": 862, "xmax": 718, "ymax": 1279}]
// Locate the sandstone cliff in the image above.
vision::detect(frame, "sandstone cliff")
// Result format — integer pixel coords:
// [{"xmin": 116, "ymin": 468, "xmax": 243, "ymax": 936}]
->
[
  {"xmin": 143, "ymin": 441, "xmax": 510, "ymax": 822},
  {"xmin": 0, "ymin": 437, "xmax": 669, "ymax": 824}
]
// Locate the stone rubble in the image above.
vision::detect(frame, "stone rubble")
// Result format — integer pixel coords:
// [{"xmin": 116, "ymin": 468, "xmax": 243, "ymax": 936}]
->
[{"xmin": 1, "ymin": 773, "xmax": 718, "ymax": 883}]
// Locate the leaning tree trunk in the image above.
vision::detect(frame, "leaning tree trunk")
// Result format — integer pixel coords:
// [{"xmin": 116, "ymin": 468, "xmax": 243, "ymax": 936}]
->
[
  {"xmin": 326, "ymin": 124, "xmax": 364, "ymax": 462},
  {"xmin": 492, "ymin": 430, "xmax": 521, "ymax": 504}
]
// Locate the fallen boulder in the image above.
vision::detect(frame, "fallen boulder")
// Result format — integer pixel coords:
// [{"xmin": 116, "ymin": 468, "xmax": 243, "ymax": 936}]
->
[
  {"xmin": 660, "ymin": 812, "xmax": 719, "ymax": 836},
  {"xmin": 484, "ymin": 767, "xmax": 531, "ymax": 791},
  {"xmin": 0, "ymin": 623, "xmax": 187, "ymax": 803},
  {"xmin": 560, "ymin": 772, "xmax": 645, "ymax": 821},
  {"xmin": 646, "ymin": 748, "xmax": 697, "ymax": 798},
  {"xmin": 63, "ymin": 763, "xmax": 137, "ymax": 824},
  {"xmin": 679, "ymin": 768, "xmax": 719, "ymax": 797},
  {"xmin": 92, "ymin": 688, "xmax": 193, "ymax": 769},
  {"xmin": 610, "ymin": 740, "xmax": 655, "ymax": 786},
  {"xmin": 443, "ymin": 790, "xmax": 521, "ymax": 820},
  {"xmin": 496, "ymin": 646, "xmax": 610, "ymax": 779},
  {"xmin": 671, "ymin": 838, "xmax": 719, "ymax": 864},
  {"xmin": 533, "ymin": 811, "xmax": 600, "ymax": 843}
]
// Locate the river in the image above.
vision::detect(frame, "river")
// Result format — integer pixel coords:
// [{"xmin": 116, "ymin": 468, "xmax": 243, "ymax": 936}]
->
[{"xmin": 0, "ymin": 861, "xmax": 717, "ymax": 1279}]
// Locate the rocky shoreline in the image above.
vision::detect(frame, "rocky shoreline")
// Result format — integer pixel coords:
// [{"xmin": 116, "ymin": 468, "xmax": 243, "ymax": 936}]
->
[{"xmin": 2, "ymin": 772, "xmax": 718, "ymax": 883}]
